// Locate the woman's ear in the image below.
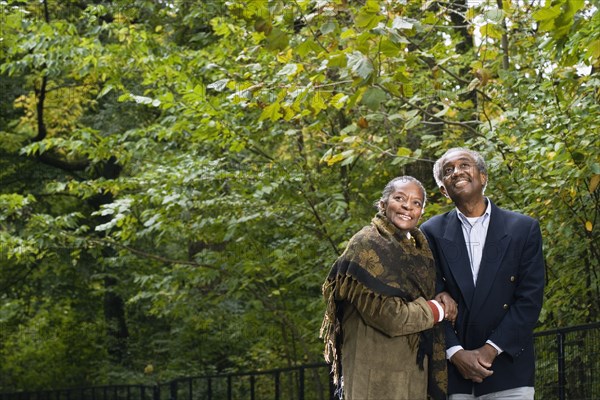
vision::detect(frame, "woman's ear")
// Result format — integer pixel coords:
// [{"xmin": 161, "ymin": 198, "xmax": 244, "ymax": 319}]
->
[{"xmin": 379, "ymin": 200, "xmax": 386, "ymax": 211}]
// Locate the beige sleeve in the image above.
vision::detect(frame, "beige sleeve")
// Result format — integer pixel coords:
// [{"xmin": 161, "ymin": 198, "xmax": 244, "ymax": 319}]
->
[{"xmin": 353, "ymin": 294, "xmax": 435, "ymax": 337}]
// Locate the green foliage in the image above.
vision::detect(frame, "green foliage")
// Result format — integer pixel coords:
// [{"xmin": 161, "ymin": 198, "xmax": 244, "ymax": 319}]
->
[{"xmin": 0, "ymin": 0, "xmax": 598, "ymax": 391}]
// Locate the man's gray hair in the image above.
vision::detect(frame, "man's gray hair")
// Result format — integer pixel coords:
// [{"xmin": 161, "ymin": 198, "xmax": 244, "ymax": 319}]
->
[{"xmin": 432, "ymin": 147, "xmax": 488, "ymax": 189}]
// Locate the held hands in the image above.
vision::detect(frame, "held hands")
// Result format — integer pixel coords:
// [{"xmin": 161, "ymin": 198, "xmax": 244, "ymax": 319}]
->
[
  {"xmin": 450, "ymin": 344, "xmax": 498, "ymax": 383},
  {"xmin": 434, "ymin": 291, "xmax": 457, "ymax": 323}
]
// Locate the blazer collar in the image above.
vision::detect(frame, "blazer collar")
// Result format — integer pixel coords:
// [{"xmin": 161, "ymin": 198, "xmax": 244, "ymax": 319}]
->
[{"xmin": 470, "ymin": 203, "xmax": 510, "ymax": 315}]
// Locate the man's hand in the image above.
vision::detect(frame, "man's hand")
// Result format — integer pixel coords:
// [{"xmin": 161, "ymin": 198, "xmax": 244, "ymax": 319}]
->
[
  {"xmin": 450, "ymin": 344, "xmax": 497, "ymax": 383},
  {"xmin": 434, "ymin": 291, "xmax": 457, "ymax": 323}
]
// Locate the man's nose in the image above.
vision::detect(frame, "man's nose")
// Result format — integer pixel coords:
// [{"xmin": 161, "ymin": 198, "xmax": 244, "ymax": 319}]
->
[{"xmin": 451, "ymin": 165, "xmax": 462, "ymax": 177}]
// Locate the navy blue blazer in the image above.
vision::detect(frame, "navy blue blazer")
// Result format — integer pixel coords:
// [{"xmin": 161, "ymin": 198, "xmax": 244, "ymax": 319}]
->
[{"xmin": 421, "ymin": 201, "xmax": 545, "ymax": 396}]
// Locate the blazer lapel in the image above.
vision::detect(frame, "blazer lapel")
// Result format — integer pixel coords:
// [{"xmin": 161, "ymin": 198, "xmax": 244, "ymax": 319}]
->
[
  {"xmin": 470, "ymin": 204, "xmax": 510, "ymax": 316},
  {"xmin": 439, "ymin": 210, "xmax": 475, "ymax": 310}
]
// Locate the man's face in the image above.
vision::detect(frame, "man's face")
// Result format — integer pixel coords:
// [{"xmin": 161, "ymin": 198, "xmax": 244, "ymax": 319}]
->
[{"xmin": 439, "ymin": 150, "xmax": 487, "ymax": 202}]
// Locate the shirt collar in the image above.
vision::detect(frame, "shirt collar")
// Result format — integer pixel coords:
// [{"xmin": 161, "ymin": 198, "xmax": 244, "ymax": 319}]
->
[{"xmin": 456, "ymin": 197, "xmax": 491, "ymax": 226}]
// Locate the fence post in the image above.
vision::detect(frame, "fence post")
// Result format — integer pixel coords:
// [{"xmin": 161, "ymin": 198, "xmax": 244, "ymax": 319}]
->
[
  {"xmin": 298, "ymin": 366, "xmax": 305, "ymax": 400},
  {"xmin": 227, "ymin": 376, "xmax": 232, "ymax": 400},
  {"xmin": 274, "ymin": 371, "xmax": 280, "ymax": 400},
  {"xmin": 557, "ymin": 331, "xmax": 565, "ymax": 400},
  {"xmin": 153, "ymin": 385, "xmax": 160, "ymax": 400},
  {"xmin": 169, "ymin": 380, "xmax": 178, "ymax": 400}
]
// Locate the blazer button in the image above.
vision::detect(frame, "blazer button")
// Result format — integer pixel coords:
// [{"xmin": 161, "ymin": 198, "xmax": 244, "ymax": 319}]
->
[
  {"xmin": 503, "ymin": 304, "xmax": 509, "ymax": 310},
  {"xmin": 510, "ymin": 276, "xmax": 516, "ymax": 282}
]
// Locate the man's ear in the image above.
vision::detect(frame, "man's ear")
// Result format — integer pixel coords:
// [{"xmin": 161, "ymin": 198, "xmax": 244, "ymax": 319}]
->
[{"xmin": 440, "ymin": 185, "xmax": 449, "ymax": 198}]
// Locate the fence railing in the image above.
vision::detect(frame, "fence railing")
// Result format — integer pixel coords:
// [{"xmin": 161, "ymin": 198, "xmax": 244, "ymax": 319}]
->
[
  {"xmin": 533, "ymin": 322, "xmax": 599, "ymax": 400},
  {"xmin": 1, "ymin": 323, "xmax": 599, "ymax": 400}
]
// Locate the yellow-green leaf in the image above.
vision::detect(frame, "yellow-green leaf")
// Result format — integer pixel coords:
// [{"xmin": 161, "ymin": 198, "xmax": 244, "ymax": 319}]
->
[
  {"xmin": 590, "ymin": 175, "xmax": 600, "ymax": 193},
  {"xmin": 259, "ymin": 102, "xmax": 282, "ymax": 122},
  {"xmin": 585, "ymin": 221, "xmax": 593, "ymax": 232}
]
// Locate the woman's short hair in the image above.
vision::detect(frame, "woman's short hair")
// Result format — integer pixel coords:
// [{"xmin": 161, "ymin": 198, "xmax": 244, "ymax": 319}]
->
[{"xmin": 375, "ymin": 176, "xmax": 427, "ymax": 211}]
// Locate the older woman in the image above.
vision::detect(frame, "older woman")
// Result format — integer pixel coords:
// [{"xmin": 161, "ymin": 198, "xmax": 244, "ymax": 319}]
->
[{"xmin": 321, "ymin": 176, "xmax": 456, "ymax": 400}]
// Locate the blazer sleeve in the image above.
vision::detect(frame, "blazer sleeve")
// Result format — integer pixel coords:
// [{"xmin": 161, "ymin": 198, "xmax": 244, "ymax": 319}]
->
[{"xmin": 488, "ymin": 218, "xmax": 545, "ymax": 358}]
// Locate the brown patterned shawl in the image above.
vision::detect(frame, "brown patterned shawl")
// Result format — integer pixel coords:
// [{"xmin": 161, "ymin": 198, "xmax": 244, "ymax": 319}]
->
[{"xmin": 320, "ymin": 212, "xmax": 447, "ymax": 400}]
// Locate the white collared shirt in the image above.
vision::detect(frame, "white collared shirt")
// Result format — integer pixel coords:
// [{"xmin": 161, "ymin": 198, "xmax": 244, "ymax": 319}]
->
[
  {"xmin": 447, "ymin": 198, "xmax": 503, "ymax": 359},
  {"xmin": 456, "ymin": 198, "xmax": 492, "ymax": 286}
]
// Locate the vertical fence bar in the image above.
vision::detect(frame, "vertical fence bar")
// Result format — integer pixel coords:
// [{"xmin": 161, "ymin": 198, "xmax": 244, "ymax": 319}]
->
[
  {"xmin": 170, "ymin": 380, "xmax": 177, "ymax": 400},
  {"xmin": 250, "ymin": 375, "xmax": 255, "ymax": 400},
  {"xmin": 207, "ymin": 378, "xmax": 212, "ymax": 400},
  {"xmin": 274, "ymin": 371, "xmax": 280, "ymax": 400},
  {"xmin": 298, "ymin": 367, "xmax": 305, "ymax": 400},
  {"xmin": 227, "ymin": 376, "xmax": 232, "ymax": 400},
  {"xmin": 557, "ymin": 331, "xmax": 566, "ymax": 400},
  {"xmin": 188, "ymin": 379, "xmax": 192, "ymax": 400}
]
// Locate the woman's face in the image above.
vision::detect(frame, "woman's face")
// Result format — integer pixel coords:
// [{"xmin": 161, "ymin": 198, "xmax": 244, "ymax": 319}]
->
[{"xmin": 380, "ymin": 181, "xmax": 424, "ymax": 234}]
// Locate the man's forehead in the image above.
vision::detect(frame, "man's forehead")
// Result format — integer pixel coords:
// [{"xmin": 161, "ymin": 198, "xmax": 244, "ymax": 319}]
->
[{"xmin": 443, "ymin": 152, "xmax": 474, "ymax": 164}]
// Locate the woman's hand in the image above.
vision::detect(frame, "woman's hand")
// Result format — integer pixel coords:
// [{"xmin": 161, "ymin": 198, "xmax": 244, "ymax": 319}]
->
[{"xmin": 435, "ymin": 291, "xmax": 457, "ymax": 323}]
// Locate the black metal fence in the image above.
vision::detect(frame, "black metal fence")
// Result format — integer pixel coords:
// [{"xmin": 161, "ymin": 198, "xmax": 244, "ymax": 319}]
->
[
  {"xmin": 1, "ymin": 323, "xmax": 599, "ymax": 400},
  {"xmin": 533, "ymin": 323, "xmax": 600, "ymax": 400}
]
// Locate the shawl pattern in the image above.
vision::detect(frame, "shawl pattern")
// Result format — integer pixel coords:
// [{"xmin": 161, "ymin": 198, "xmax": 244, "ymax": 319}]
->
[{"xmin": 320, "ymin": 213, "xmax": 447, "ymax": 399}]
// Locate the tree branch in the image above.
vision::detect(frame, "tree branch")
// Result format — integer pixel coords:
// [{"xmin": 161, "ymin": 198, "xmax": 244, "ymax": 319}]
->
[{"xmin": 93, "ymin": 238, "xmax": 221, "ymax": 270}]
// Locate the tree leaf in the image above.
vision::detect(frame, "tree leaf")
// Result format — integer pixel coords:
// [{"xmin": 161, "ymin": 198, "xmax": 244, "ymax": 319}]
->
[
  {"xmin": 347, "ymin": 51, "xmax": 374, "ymax": 79},
  {"xmin": 361, "ymin": 87, "xmax": 386, "ymax": 111}
]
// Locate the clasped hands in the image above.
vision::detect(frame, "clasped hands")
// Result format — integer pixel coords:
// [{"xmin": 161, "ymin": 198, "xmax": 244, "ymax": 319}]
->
[
  {"xmin": 451, "ymin": 344, "xmax": 498, "ymax": 383},
  {"xmin": 433, "ymin": 292, "xmax": 497, "ymax": 383}
]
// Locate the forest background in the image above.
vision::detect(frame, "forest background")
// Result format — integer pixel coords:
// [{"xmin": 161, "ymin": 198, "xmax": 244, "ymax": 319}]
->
[{"xmin": 0, "ymin": 0, "xmax": 598, "ymax": 391}]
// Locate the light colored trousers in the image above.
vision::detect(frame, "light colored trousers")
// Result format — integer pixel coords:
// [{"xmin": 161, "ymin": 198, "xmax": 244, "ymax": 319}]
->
[{"xmin": 449, "ymin": 386, "xmax": 534, "ymax": 400}]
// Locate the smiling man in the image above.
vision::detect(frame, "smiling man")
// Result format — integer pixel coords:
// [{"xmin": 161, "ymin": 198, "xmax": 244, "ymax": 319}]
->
[{"xmin": 420, "ymin": 148, "xmax": 545, "ymax": 400}]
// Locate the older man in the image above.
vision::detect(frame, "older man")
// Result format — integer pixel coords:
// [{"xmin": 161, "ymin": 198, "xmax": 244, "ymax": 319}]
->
[{"xmin": 421, "ymin": 148, "xmax": 545, "ymax": 399}]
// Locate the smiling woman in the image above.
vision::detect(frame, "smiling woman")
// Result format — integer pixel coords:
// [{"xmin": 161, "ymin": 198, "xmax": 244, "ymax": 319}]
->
[
  {"xmin": 377, "ymin": 176, "xmax": 426, "ymax": 235},
  {"xmin": 320, "ymin": 176, "xmax": 457, "ymax": 400}
]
